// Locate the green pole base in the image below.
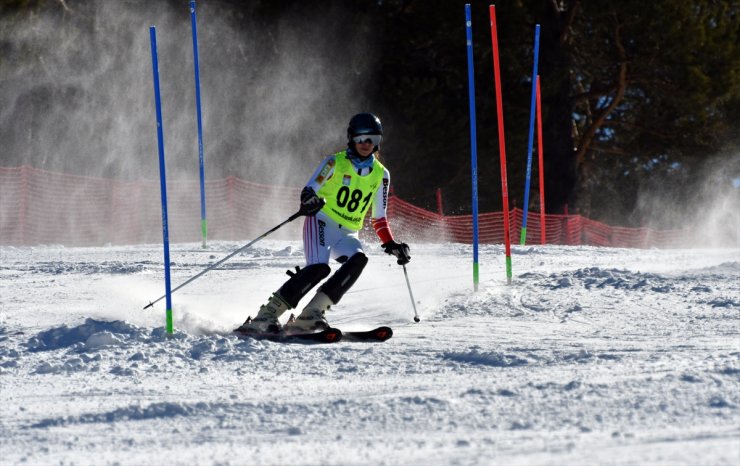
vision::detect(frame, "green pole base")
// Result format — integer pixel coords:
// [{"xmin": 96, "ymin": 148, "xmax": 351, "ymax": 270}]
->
[
  {"xmin": 473, "ymin": 261, "xmax": 479, "ymax": 292},
  {"xmin": 201, "ymin": 219, "xmax": 208, "ymax": 249},
  {"xmin": 166, "ymin": 308, "xmax": 173, "ymax": 334},
  {"xmin": 506, "ymin": 255, "xmax": 512, "ymax": 285},
  {"xmin": 519, "ymin": 227, "xmax": 527, "ymax": 245}
]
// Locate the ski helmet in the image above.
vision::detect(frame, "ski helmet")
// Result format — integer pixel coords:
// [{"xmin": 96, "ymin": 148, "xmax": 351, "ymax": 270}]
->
[{"xmin": 347, "ymin": 113, "xmax": 383, "ymax": 139}]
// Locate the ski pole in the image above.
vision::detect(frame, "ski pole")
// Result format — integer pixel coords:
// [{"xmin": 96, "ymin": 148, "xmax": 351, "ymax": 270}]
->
[
  {"xmin": 402, "ymin": 264, "xmax": 420, "ymax": 322},
  {"xmin": 143, "ymin": 207, "xmax": 309, "ymax": 310}
]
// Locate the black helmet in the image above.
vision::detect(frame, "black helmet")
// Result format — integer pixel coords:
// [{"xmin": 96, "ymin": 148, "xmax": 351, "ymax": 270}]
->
[{"xmin": 347, "ymin": 113, "xmax": 383, "ymax": 139}]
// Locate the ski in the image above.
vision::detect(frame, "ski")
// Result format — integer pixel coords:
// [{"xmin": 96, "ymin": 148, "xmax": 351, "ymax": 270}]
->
[
  {"xmin": 234, "ymin": 327, "xmax": 342, "ymax": 344},
  {"xmin": 233, "ymin": 326, "xmax": 391, "ymax": 343},
  {"xmin": 341, "ymin": 326, "xmax": 393, "ymax": 342}
]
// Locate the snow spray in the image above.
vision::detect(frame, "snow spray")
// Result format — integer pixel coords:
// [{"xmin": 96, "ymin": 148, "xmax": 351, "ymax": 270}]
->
[
  {"xmin": 465, "ymin": 4, "xmax": 480, "ymax": 291},
  {"xmin": 150, "ymin": 26, "xmax": 174, "ymax": 334},
  {"xmin": 520, "ymin": 24, "xmax": 540, "ymax": 245},
  {"xmin": 489, "ymin": 5, "xmax": 513, "ymax": 285}
]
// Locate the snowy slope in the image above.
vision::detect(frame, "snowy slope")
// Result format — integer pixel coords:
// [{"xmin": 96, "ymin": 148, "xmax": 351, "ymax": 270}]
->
[{"xmin": 1, "ymin": 241, "xmax": 738, "ymax": 465}]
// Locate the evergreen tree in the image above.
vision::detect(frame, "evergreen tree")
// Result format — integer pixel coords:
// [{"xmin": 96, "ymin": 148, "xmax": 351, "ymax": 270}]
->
[{"xmin": 1, "ymin": 0, "xmax": 737, "ymax": 226}]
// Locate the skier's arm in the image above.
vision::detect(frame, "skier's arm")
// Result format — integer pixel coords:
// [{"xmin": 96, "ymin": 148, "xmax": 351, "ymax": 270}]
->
[
  {"xmin": 305, "ymin": 155, "xmax": 336, "ymax": 193},
  {"xmin": 300, "ymin": 156, "xmax": 336, "ymax": 216},
  {"xmin": 372, "ymin": 168, "xmax": 410, "ymax": 264},
  {"xmin": 371, "ymin": 168, "xmax": 394, "ymax": 244}
]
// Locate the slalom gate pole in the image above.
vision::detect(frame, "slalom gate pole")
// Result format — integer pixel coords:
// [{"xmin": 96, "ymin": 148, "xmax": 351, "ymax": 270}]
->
[
  {"xmin": 536, "ymin": 75, "xmax": 546, "ymax": 245},
  {"xmin": 190, "ymin": 1, "xmax": 208, "ymax": 249},
  {"xmin": 489, "ymin": 5, "xmax": 513, "ymax": 285},
  {"xmin": 520, "ymin": 24, "xmax": 540, "ymax": 245},
  {"xmin": 149, "ymin": 26, "xmax": 174, "ymax": 334},
  {"xmin": 143, "ymin": 209, "xmax": 306, "ymax": 310},
  {"xmin": 402, "ymin": 265, "xmax": 421, "ymax": 322},
  {"xmin": 465, "ymin": 4, "xmax": 480, "ymax": 292}
]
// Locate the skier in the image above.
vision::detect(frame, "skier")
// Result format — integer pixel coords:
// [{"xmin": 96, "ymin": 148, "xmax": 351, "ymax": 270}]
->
[{"xmin": 237, "ymin": 113, "xmax": 411, "ymax": 334}]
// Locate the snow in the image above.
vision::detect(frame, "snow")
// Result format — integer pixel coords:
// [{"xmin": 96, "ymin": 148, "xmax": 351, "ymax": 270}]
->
[{"xmin": 1, "ymin": 241, "xmax": 739, "ymax": 465}]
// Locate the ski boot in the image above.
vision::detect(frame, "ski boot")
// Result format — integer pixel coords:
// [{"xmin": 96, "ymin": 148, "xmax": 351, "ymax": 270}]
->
[
  {"xmin": 284, "ymin": 292, "xmax": 332, "ymax": 332},
  {"xmin": 236, "ymin": 293, "xmax": 291, "ymax": 334}
]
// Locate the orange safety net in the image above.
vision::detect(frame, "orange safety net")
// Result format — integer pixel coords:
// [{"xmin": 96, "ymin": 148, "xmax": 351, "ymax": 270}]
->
[{"xmin": 0, "ymin": 166, "xmax": 689, "ymax": 248}]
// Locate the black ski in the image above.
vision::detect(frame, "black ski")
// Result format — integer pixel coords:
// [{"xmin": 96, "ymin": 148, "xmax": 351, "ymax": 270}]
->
[
  {"xmin": 234, "ymin": 327, "xmax": 342, "ymax": 344},
  {"xmin": 341, "ymin": 326, "xmax": 393, "ymax": 342}
]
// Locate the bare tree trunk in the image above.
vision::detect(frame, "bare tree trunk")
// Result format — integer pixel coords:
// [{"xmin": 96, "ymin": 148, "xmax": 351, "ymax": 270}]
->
[
  {"xmin": 574, "ymin": 17, "xmax": 628, "ymax": 169},
  {"xmin": 539, "ymin": 0, "xmax": 581, "ymax": 213}
]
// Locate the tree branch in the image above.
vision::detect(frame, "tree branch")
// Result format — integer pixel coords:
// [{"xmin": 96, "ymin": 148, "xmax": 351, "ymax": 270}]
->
[
  {"xmin": 559, "ymin": 0, "xmax": 581, "ymax": 44},
  {"xmin": 574, "ymin": 13, "xmax": 628, "ymax": 168}
]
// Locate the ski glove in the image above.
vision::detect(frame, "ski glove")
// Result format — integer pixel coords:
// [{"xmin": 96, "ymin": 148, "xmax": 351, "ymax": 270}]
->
[
  {"xmin": 300, "ymin": 187, "xmax": 324, "ymax": 216},
  {"xmin": 382, "ymin": 240, "xmax": 411, "ymax": 265}
]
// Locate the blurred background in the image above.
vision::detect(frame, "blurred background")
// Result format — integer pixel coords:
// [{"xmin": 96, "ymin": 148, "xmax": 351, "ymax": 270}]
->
[{"xmin": 0, "ymin": 0, "xmax": 738, "ymax": 229}]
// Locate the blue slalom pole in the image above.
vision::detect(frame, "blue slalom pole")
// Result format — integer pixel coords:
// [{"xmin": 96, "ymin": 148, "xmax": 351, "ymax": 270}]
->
[
  {"xmin": 190, "ymin": 1, "xmax": 207, "ymax": 249},
  {"xmin": 150, "ymin": 26, "xmax": 174, "ymax": 334},
  {"xmin": 465, "ymin": 4, "xmax": 480, "ymax": 291},
  {"xmin": 520, "ymin": 24, "xmax": 540, "ymax": 245}
]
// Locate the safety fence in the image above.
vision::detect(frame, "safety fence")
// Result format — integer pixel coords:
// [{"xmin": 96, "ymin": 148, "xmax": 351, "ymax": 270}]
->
[
  {"xmin": 0, "ymin": 166, "xmax": 689, "ymax": 248},
  {"xmin": 387, "ymin": 197, "xmax": 690, "ymax": 248}
]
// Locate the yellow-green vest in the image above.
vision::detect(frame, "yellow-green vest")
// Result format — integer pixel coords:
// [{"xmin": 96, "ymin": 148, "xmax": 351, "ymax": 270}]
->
[{"xmin": 317, "ymin": 151, "xmax": 385, "ymax": 230}]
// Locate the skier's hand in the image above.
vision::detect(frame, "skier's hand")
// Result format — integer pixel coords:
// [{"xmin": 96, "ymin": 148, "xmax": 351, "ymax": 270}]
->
[
  {"xmin": 382, "ymin": 240, "xmax": 411, "ymax": 265},
  {"xmin": 300, "ymin": 187, "xmax": 324, "ymax": 216}
]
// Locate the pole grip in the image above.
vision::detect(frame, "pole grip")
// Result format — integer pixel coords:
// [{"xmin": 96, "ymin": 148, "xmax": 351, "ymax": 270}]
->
[{"xmin": 295, "ymin": 197, "xmax": 326, "ymax": 220}]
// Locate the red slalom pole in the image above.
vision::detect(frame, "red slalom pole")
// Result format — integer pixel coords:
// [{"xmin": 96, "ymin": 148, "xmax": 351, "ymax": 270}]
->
[
  {"xmin": 536, "ymin": 75, "xmax": 546, "ymax": 245},
  {"xmin": 489, "ymin": 5, "xmax": 512, "ymax": 284}
]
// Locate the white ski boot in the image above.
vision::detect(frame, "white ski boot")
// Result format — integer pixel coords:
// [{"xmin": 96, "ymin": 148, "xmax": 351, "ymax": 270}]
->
[
  {"xmin": 284, "ymin": 292, "xmax": 333, "ymax": 332},
  {"xmin": 237, "ymin": 293, "xmax": 291, "ymax": 334}
]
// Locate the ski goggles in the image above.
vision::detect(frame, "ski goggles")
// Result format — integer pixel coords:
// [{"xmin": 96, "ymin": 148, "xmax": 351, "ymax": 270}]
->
[{"xmin": 352, "ymin": 134, "xmax": 382, "ymax": 146}]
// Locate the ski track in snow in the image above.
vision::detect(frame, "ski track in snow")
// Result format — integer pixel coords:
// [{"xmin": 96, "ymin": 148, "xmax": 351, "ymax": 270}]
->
[{"xmin": 1, "ymin": 241, "xmax": 738, "ymax": 465}]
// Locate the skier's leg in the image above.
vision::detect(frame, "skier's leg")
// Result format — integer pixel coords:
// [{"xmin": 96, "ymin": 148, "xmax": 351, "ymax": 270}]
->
[
  {"xmin": 318, "ymin": 251, "xmax": 368, "ymax": 304},
  {"xmin": 288, "ymin": 234, "xmax": 367, "ymax": 331},
  {"xmin": 238, "ymin": 216, "xmax": 331, "ymax": 333},
  {"xmin": 303, "ymin": 213, "xmax": 332, "ymax": 266},
  {"xmin": 276, "ymin": 263, "xmax": 331, "ymax": 308},
  {"xmin": 236, "ymin": 291, "xmax": 292, "ymax": 333}
]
